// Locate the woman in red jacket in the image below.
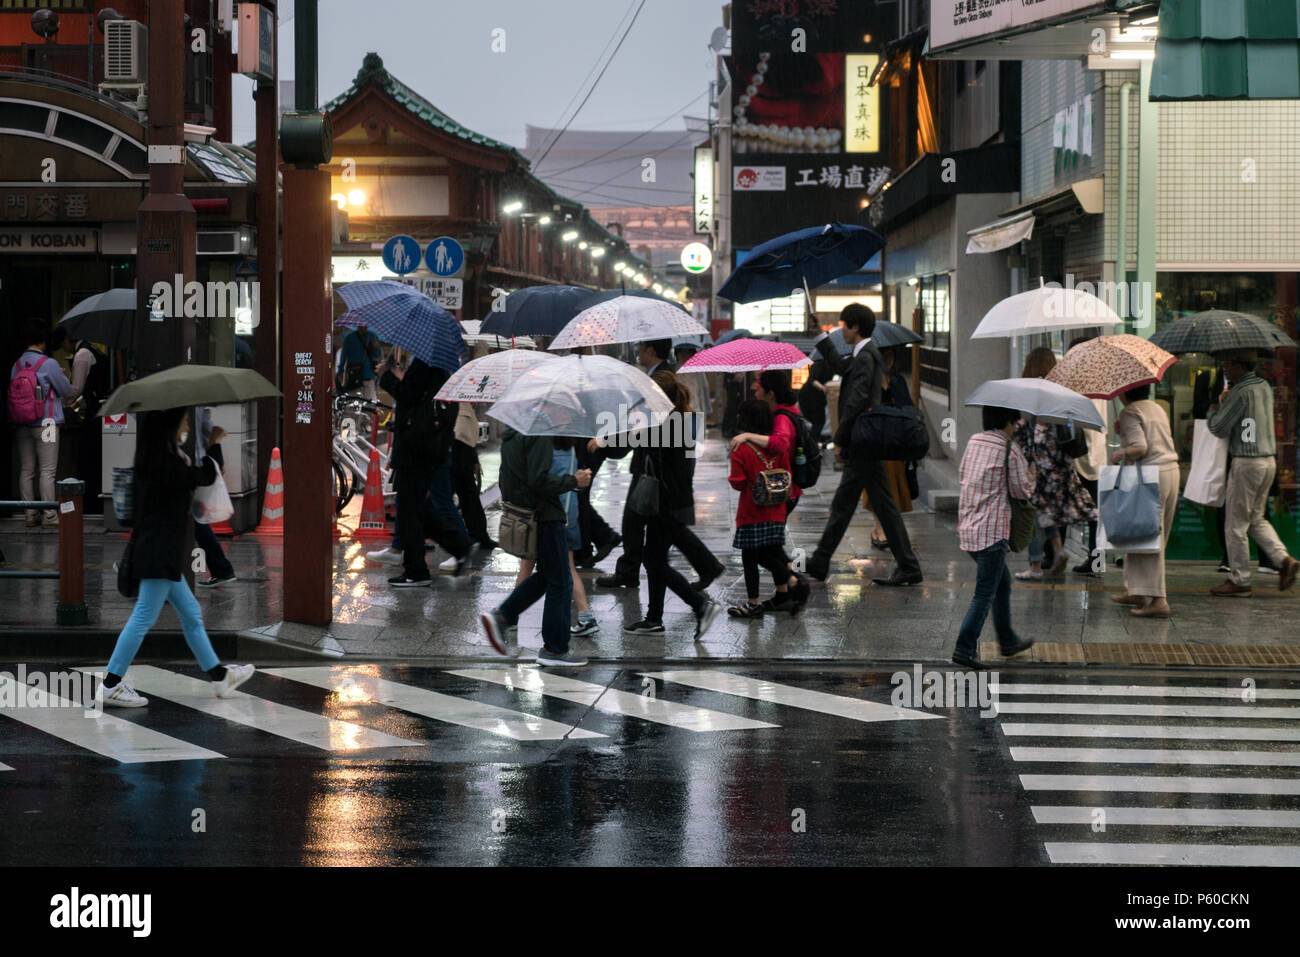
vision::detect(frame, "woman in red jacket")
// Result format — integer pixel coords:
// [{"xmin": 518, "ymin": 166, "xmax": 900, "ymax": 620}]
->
[{"xmin": 727, "ymin": 399, "xmax": 809, "ymax": 619}]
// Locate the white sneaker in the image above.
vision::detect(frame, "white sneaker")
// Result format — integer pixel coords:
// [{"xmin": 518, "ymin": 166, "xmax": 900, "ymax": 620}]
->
[
  {"xmin": 213, "ymin": 664, "xmax": 255, "ymax": 698},
  {"xmin": 439, "ymin": 554, "xmax": 460, "ymax": 572},
  {"xmin": 366, "ymin": 546, "xmax": 404, "ymax": 566},
  {"xmin": 97, "ymin": 681, "xmax": 148, "ymax": 708}
]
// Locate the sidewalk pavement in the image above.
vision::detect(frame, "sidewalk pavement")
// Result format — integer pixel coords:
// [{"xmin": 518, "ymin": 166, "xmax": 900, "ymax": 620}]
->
[{"xmin": 2, "ymin": 435, "xmax": 1299, "ymax": 667}]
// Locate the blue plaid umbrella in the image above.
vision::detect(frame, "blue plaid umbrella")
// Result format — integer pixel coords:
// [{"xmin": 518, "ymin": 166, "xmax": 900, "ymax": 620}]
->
[
  {"xmin": 718, "ymin": 222, "xmax": 885, "ymax": 304},
  {"xmin": 479, "ymin": 284, "xmax": 600, "ymax": 337},
  {"xmin": 337, "ymin": 280, "xmax": 466, "ymax": 374}
]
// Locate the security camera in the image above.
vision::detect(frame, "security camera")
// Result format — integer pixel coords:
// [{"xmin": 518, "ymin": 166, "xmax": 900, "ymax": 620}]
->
[{"xmin": 30, "ymin": 9, "xmax": 60, "ymax": 40}]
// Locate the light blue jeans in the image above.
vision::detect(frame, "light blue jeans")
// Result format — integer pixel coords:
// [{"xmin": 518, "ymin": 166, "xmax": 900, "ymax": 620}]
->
[
  {"xmin": 107, "ymin": 578, "xmax": 220, "ymax": 676},
  {"xmin": 1027, "ymin": 523, "xmax": 1062, "ymax": 566}
]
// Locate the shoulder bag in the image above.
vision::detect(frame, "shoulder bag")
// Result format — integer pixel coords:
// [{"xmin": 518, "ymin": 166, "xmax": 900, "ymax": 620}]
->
[
  {"xmin": 1006, "ymin": 441, "xmax": 1037, "ymax": 552},
  {"xmin": 498, "ymin": 503, "xmax": 538, "ymax": 561},
  {"xmin": 115, "ymin": 530, "xmax": 140, "ymax": 599},
  {"xmin": 627, "ymin": 452, "xmax": 661, "ymax": 517}
]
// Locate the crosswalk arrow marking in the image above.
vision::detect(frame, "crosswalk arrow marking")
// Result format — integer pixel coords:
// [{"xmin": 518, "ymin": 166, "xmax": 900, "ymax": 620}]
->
[{"xmin": 640, "ymin": 671, "xmax": 943, "ymax": 722}]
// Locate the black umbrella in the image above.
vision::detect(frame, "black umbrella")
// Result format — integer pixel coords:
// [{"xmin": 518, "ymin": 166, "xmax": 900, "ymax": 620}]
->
[
  {"xmin": 1149, "ymin": 310, "xmax": 1294, "ymax": 356},
  {"xmin": 58, "ymin": 288, "xmax": 136, "ymax": 349}
]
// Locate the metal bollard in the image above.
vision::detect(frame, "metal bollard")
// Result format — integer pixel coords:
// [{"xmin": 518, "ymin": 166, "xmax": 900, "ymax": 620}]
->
[{"xmin": 56, "ymin": 477, "xmax": 88, "ymax": 626}]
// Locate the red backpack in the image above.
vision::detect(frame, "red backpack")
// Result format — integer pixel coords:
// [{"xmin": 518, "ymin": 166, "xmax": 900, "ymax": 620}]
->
[{"xmin": 7, "ymin": 356, "xmax": 50, "ymax": 426}]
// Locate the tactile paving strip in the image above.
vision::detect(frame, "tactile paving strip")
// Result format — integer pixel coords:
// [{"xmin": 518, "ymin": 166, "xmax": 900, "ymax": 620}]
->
[{"xmin": 979, "ymin": 641, "xmax": 1300, "ymax": 668}]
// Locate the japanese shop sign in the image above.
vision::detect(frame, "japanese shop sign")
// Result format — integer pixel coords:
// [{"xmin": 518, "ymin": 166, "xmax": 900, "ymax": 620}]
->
[
  {"xmin": 844, "ymin": 55, "xmax": 881, "ymax": 154},
  {"xmin": 930, "ymin": 0, "xmax": 1104, "ymax": 53},
  {"xmin": 734, "ymin": 166, "xmax": 787, "ymax": 191}
]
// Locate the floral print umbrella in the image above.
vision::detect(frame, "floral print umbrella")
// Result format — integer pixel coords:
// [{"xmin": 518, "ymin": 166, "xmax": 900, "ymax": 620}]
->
[
  {"xmin": 1045, "ymin": 334, "xmax": 1176, "ymax": 400},
  {"xmin": 548, "ymin": 296, "xmax": 708, "ymax": 351},
  {"xmin": 679, "ymin": 338, "xmax": 812, "ymax": 373}
]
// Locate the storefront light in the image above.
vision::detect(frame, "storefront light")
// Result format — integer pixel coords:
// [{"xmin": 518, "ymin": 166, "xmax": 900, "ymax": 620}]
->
[
  {"xmin": 614, "ymin": 261, "xmax": 626, "ymax": 271},
  {"xmin": 502, "ymin": 200, "xmax": 524, "ymax": 214},
  {"xmin": 538, "ymin": 215, "xmax": 552, "ymax": 225},
  {"xmin": 578, "ymin": 241, "xmax": 589, "ymax": 250},
  {"xmin": 347, "ymin": 189, "xmax": 365, "ymax": 207},
  {"xmin": 591, "ymin": 247, "xmax": 606, "ymax": 258},
  {"xmin": 330, "ymin": 193, "xmax": 347, "ymax": 209},
  {"xmin": 562, "ymin": 230, "xmax": 579, "ymax": 242}
]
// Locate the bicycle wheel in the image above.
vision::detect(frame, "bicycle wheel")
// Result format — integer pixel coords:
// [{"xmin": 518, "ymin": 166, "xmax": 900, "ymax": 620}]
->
[{"xmin": 332, "ymin": 457, "xmax": 354, "ymax": 513}]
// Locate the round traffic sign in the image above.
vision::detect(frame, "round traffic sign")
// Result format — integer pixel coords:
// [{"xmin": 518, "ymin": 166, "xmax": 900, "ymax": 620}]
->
[
  {"xmin": 681, "ymin": 242, "xmax": 712, "ymax": 274},
  {"xmin": 425, "ymin": 236, "xmax": 465, "ymax": 277},
  {"xmin": 381, "ymin": 235, "xmax": 421, "ymax": 275}
]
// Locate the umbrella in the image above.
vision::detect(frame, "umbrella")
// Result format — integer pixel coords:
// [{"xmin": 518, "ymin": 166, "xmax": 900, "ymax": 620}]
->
[
  {"xmin": 487, "ymin": 354, "xmax": 673, "ymax": 438},
  {"xmin": 336, "ymin": 280, "xmax": 466, "ymax": 374},
  {"xmin": 715, "ymin": 328, "xmax": 755, "ymax": 345},
  {"xmin": 1149, "ymin": 310, "xmax": 1294, "ymax": 356},
  {"xmin": 680, "ymin": 339, "xmax": 811, "ymax": 373},
  {"xmin": 459, "ymin": 320, "xmax": 536, "ymax": 350},
  {"xmin": 548, "ymin": 295, "xmax": 708, "ymax": 351},
  {"xmin": 964, "ymin": 378, "xmax": 1105, "ymax": 430},
  {"xmin": 717, "ymin": 222, "xmax": 886, "ymax": 304},
  {"xmin": 591, "ymin": 288, "xmax": 689, "ymax": 311},
  {"xmin": 58, "ymin": 288, "xmax": 137, "ymax": 349},
  {"xmin": 479, "ymin": 285, "xmax": 600, "ymax": 337},
  {"xmin": 1046, "ymin": 334, "xmax": 1176, "ymax": 400},
  {"xmin": 826, "ymin": 321, "xmax": 921, "ymax": 355},
  {"xmin": 435, "ymin": 349, "xmax": 556, "ymax": 403},
  {"xmin": 970, "ymin": 287, "xmax": 1123, "ymax": 339},
  {"xmin": 97, "ymin": 365, "xmax": 279, "ymax": 416}
]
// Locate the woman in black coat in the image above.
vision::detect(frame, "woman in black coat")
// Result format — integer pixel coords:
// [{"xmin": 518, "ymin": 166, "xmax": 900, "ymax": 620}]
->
[{"xmin": 98, "ymin": 407, "xmax": 254, "ymax": 708}]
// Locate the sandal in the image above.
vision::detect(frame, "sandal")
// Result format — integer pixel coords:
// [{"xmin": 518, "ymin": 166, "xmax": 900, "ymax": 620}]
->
[
  {"xmin": 727, "ymin": 603, "xmax": 765, "ymax": 619},
  {"xmin": 871, "ymin": 537, "xmax": 890, "ymax": 550}
]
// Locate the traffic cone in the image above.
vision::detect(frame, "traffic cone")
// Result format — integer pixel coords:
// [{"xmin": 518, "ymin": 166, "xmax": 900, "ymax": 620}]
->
[
  {"xmin": 354, "ymin": 448, "xmax": 388, "ymax": 540},
  {"xmin": 258, "ymin": 447, "xmax": 285, "ymax": 535}
]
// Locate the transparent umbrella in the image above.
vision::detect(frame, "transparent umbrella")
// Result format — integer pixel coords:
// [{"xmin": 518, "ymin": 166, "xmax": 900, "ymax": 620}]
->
[
  {"xmin": 436, "ymin": 349, "xmax": 556, "ymax": 403},
  {"xmin": 487, "ymin": 354, "xmax": 673, "ymax": 438},
  {"xmin": 548, "ymin": 296, "xmax": 708, "ymax": 351}
]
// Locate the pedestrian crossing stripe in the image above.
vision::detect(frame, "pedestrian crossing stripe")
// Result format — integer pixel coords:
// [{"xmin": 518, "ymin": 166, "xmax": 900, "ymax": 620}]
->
[
  {"xmin": 1043, "ymin": 844, "xmax": 1300, "ymax": 867},
  {"xmin": 991, "ymin": 682, "xmax": 1300, "ymax": 700},
  {"xmin": 1000, "ymin": 722, "xmax": 1300, "ymax": 741},
  {"xmin": 0, "ymin": 673, "xmax": 224, "ymax": 764},
  {"xmin": 1031, "ymin": 807, "xmax": 1300, "ymax": 828},
  {"xmin": 0, "ymin": 762, "xmax": 12, "ymax": 771},
  {"xmin": 640, "ymin": 670, "xmax": 942, "ymax": 723},
  {"xmin": 1019, "ymin": 773, "xmax": 1300, "ymax": 795},
  {"xmin": 1010, "ymin": 746, "xmax": 1300, "ymax": 767},
  {"xmin": 262, "ymin": 666, "xmax": 607, "ymax": 742},
  {"xmin": 995, "ymin": 701, "xmax": 1300, "ymax": 720},
  {"xmin": 446, "ymin": 667, "xmax": 778, "ymax": 732},
  {"xmin": 74, "ymin": 666, "xmax": 420, "ymax": 752}
]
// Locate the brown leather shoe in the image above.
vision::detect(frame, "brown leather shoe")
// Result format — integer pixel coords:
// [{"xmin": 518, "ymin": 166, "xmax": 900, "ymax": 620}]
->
[
  {"xmin": 1279, "ymin": 557, "xmax": 1299, "ymax": 592},
  {"xmin": 1210, "ymin": 580, "xmax": 1252, "ymax": 597},
  {"xmin": 1109, "ymin": 593, "xmax": 1143, "ymax": 606}
]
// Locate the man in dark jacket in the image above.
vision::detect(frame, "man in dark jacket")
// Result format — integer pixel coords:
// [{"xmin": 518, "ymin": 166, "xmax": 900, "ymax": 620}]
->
[
  {"xmin": 806, "ymin": 304, "xmax": 922, "ymax": 585},
  {"xmin": 378, "ymin": 356, "xmax": 470, "ymax": 586},
  {"xmin": 481, "ymin": 428, "xmax": 592, "ymax": 666}
]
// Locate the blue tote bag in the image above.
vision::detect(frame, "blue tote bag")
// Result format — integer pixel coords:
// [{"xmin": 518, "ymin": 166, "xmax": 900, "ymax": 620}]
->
[{"xmin": 1098, "ymin": 461, "xmax": 1162, "ymax": 544}]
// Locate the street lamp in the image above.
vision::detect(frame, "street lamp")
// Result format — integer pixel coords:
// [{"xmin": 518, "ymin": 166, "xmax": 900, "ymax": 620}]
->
[
  {"xmin": 539, "ymin": 215, "xmax": 552, "ymax": 225},
  {"xmin": 562, "ymin": 230, "xmax": 579, "ymax": 242},
  {"xmin": 578, "ymin": 241, "xmax": 589, "ymax": 250},
  {"xmin": 591, "ymin": 247, "xmax": 606, "ymax": 258},
  {"xmin": 347, "ymin": 188, "xmax": 365, "ymax": 207},
  {"xmin": 502, "ymin": 200, "xmax": 523, "ymax": 214}
]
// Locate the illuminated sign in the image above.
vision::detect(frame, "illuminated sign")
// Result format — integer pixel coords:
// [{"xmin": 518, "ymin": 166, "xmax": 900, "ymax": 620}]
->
[{"xmin": 845, "ymin": 54, "xmax": 881, "ymax": 154}]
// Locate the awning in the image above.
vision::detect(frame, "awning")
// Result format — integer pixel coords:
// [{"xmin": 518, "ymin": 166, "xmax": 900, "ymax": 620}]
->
[
  {"xmin": 965, "ymin": 211, "xmax": 1035, "ymax": 255},
  {"xmin": 1151, "ymin": 0, "xmax": 1300, "ymax": 100},
  {"xmin": 998, "ymin": 177, "xmax": 1105, "ymax": 220}
]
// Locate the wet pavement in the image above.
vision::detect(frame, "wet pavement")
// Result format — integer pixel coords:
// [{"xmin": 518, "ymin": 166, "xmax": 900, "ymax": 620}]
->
[
  {"xmin": 2, "ymin": 437, "xmax": 1300, "ymax": 664},
  {"xmin": 2, "ymin": 661, "xmax": 1297, "ymax": 866}
]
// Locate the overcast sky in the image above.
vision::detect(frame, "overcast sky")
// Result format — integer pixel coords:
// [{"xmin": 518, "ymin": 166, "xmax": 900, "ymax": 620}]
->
[{"xmin": 231, "ymin": 0, "xmax": 723, "ymax": 161}]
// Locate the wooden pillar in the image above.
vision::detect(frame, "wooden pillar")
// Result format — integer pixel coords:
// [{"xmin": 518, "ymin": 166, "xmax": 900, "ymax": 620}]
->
[{"xmin": 253, "ymin": 32, "xmax": 280, "ymax": 530}]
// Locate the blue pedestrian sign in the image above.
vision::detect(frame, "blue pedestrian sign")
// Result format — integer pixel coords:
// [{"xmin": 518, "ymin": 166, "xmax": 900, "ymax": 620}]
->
[
  {"xmin": 425, "ymin": 236, "xmax": 464, "ymax": 277},
  {"xmin": 382, "ymin": 235, "xmax": 421, "ymax": 275}
]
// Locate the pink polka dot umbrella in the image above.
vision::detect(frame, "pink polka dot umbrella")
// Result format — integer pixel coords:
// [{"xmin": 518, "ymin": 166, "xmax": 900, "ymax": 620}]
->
[{"xmin": 678, "ymin": 338, "xmax": 812, "ymax": 373}]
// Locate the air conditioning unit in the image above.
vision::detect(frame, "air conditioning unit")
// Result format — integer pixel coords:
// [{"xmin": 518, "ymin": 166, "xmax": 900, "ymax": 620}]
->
[
  {"xmin": 103, "ymin": 20, "xmax": 148, "ymax": 85},
  {"xmin": 197, "ymin": 228, "xmax": 253, "ymax": 257}
]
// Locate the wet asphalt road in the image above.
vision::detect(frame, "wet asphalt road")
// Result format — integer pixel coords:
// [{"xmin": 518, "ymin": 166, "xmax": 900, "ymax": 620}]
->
[{"xmin": 3, "ymin": 661, "xmax": 1299, "ymax": 866}]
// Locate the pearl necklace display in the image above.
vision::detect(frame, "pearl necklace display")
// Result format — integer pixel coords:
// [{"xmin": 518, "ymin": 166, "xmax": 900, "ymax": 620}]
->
[{"xmin": 733, "ymin": 52, "xmax": 843, "ymax": 153}]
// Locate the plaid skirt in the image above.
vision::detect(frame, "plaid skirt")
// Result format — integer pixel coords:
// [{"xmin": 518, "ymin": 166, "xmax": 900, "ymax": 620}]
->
[{"xmin": 733, "ymin": 521, "xmax": 786, "ymax": 550}]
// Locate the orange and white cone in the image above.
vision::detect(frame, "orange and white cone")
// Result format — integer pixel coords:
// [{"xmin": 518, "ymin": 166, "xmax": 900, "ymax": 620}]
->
[
  {"xmin": 258, "ymin": 447, "xmax": 285, "ymax": 535},
  {"xmin": 354, "ymin": 448, "xmax": 388, "ymax": 540}
]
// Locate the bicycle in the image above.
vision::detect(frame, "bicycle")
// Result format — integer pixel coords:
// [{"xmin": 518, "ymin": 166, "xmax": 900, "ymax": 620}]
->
[{"xmin": 332, "ymin": 394, "xmax": 394, "ymax": 514}]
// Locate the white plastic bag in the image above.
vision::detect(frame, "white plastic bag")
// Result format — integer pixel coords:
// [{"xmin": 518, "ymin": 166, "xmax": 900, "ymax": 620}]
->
[
  {"xmin": 193, "ymin": 468, "xmax": 234, "ymax": 525},
  {"xmin": 1183, "ymin": 419, "xmax": 1228, "ymax": 507},
  {"xmin": 1096, "ymin": 464, "xmax": 1164, "ymax": 553}
]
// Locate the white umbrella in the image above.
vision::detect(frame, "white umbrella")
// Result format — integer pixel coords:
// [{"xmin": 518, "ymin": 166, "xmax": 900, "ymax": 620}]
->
[
  {"xmin": 964, "ymin": 378, "xmax": 1106, "ymax": 430},
  {"xmin": 548, "ymin": 295, "xmax": 708, "ymax": 351},
  {"xmin": 488, "ymin": 354, "xmax": 674, "ymax": 438},
  {"xmin": 971, "ymin": 287, "xmax": 1122, "ymax": 339},
  {"xmin": 436, "ymin": 349, "xmax": 556, "ymax": 403},
  {"xmin": 459, "ymin": 320, "xmax": 536, "ymax": 350}
]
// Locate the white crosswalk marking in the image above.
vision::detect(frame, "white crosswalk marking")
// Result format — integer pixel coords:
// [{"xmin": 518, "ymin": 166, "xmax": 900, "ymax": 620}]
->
[
  {"xmin": 0, "ymin": 762, "xmax": 13, "ymax": 771},
  {"xmin": 1020, "ymin": 773, "xmax": 1300, "ymax": 795},
  {"xmin": 80, "ymin": 667, "xmax": 420, "ymax": 752},
  {"xmin": 1044, "ymin": 844, "xmax": 1300, "ymax": 866},
  {"xmin": 0, "ymin": 674, "xmax": 223, "ymax": 764},
  {"xmin": 447, "ymin": 667, "xmax": 778, "ymax": 732},
  {"xmin": 992, "ymin": 682, "xmax": 1300, "ymax": 700},
  {"xmin": 1001, "ymin": 722, "xmax": 1300, "ymax": 741},
  {"xmin": 641, "ymin": 670, "xmax": 943, "ymax": 722},
  {"xmin": 1032, "ymin": 807, "xmax": 1300, "ymax": 828},
  {"xmin": 263, "ymin": 666, "xmax": 606, "ymax": 741},
  {"xmin": 1011, "ymin": 746, "xmax": 1300, "ymax": 767},
  {"xmin": 995, "ymin": 701, "xmax": 1300, "ymax": 719}
]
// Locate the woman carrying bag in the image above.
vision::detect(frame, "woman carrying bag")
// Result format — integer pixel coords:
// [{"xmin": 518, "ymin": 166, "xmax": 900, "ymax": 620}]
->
[
  {"xmin": 1108, "ymin": 384, "xmax": 1180, "ymax": 618},
  {"xmin": 97, "ymin": 407, "xmax": 255, "ymax": 707}
]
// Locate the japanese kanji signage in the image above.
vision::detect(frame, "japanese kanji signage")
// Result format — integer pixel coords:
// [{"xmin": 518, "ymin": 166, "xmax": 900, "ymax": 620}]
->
[
  {"xmin": 844, "ymin": 54, "xmax": 880, "ymax": 154},
  {"xmin": 693, "ymin": 145, "xmax": 713, "ymax": 235},
  {"xmin": 930, "ymin": 0, "xmax": 1104, "ymax": 53},
  {"xmin": 3, "ymin": 191, "xmax": 90, "ymax": 220}
]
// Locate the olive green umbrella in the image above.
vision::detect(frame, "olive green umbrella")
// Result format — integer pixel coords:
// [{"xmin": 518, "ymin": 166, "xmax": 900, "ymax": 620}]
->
[{"xmin": 97, "ymin": 365, "xmax": 280, "ymax": 416}]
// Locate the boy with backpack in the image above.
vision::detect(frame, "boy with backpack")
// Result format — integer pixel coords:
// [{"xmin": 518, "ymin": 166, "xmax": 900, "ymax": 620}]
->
[{"xmin": 8, "ymin": 321, "xmax": 72, "ymax": 527}]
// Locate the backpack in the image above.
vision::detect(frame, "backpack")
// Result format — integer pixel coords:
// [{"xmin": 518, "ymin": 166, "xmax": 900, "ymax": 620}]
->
[
  {"xmin": 749, "ymin": 445, "xmax": 791, "ymax": 507},
  {"xmin": 774, "ymin": 408, "xmax": 821, "ymax": 489},
  {"xmin": 400, "ymin": 386, "xmax": 455, "ymax": 467},
  {"xmin": 7, "ymin": 356, "xmax": 50, "ymax": 426}
]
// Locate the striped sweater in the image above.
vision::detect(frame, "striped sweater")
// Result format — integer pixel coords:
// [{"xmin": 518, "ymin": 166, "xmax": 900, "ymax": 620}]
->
[{"xmin": 1207, "ymin": 373, "xmax": 1274, "ymax": 458}]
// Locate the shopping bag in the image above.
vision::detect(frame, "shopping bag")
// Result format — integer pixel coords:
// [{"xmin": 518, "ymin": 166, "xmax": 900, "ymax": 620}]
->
[
  {"xmin": 1183, "ymin": 419, "xmax": 1228, "ymax": 507},
  {"xmin": 1096, "ymin": 464, "xmax": 1163, "ymax": 553},
  {"xmin": 192, "ymin": 469, "xmax": 234, "ymax": 525}
]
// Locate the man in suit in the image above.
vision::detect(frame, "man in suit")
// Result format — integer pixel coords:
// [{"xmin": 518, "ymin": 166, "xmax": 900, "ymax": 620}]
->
[{"xmin": 806, "ymin": 304, "xmax": 922, "ymax": 586}]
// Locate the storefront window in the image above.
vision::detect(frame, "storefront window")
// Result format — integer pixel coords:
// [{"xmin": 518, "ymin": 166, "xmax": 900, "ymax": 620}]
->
[{"xmin": 917, "ymin": 272, "xmax": 950, "ymax": 396}]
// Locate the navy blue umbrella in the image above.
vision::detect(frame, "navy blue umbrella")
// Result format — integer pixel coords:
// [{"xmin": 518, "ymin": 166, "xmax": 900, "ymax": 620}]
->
[
  {"xmin": 479, "ymin": 285, "xmax": 600, "ymax": 337},
  {"xmin": 337, "ymin": 280, "xmax": 467, "ymax": 374},
  {"xmin": 718, "ymin": 222, "xmax": 885, "ymax": 304},
  {"xmin": 715, "ymin": 328, "xmax": 754, "ymax": 345}
]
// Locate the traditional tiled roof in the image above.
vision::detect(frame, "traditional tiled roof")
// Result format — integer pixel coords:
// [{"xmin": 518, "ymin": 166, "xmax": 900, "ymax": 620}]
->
[{"xmin": 1151, "ymin": 0, "xmax": 1300, "ymax": 99}]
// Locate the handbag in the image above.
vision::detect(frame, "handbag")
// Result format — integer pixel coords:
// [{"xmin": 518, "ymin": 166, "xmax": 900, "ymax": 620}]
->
[
  {"xmin": 1056, "ymin": 422, "xmax": 1089, "ymax": 459},
  {"xmin": 1098, "ymin": 458, "xmax": 1162, "ymax": 544},
  {"xmin": 192, "ymin": 468, "xmax": 234, "ymax": 525},
  {"xmin": 627, "ymin": 453, "xmax": 661, "ymax": 517},
  {"xmin": 1006, "ymin": 441, "xmax": 1036, "ymax": 552},
  {"xmin": 850, "ymin": 405, "xmax": 930, "ymax": 461},
  {"xmin": 498, "ymin": 502, "xmax": 538, "ymax": 560},
  {"xmin": 115, "ymin": 530, "xmax": 140, "ymax": 599},
  {"xmin": 1183, "ymin": 419, "xmax": 1229, "ymax": 507},
  {"xmin": 750, "ymin": 445, "xmax": 791, "ymax": 507},
  {"xmin": 906, "ymin": 460, "xmax": 920, "ymax": 500}
]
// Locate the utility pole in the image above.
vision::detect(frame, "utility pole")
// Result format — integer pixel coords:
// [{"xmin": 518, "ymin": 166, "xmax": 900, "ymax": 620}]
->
[
  {"xmin": 135, "ymin": 0, "xmax": 195, "ymax": 375},
  {"xmin": 278, "ymin": 0, "xmax": 334, "ymax": 625},
  {"xmin": 711, "ymin": 57, "xmax": 733, "ymax": 335},
  {"xmin": 254, "ymin": 0, "xmax": 281, "ymax": 529}
]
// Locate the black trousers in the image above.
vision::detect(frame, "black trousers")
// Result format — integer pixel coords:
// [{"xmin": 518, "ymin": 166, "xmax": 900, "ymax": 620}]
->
[
  {"xmin": 578, "ymin": 456, "xmax": 616, "ymax": 554},
  {"xmin": 395, "ymin": 464, "xmax": 468, "ymax": 578},
  {"xmin": 1081, "ymin": 476, "xmax": 1098, "ymax": 556},
  {"xmin": 644, "ymin": 515, "xmax": 706, "ymax": 622},
  {"xmin": 615, "ymin": 504, "xmax": 721, "ymax": 580},
  {"xmin": 742, "ymin": 544, "xmax": 791, "ymax": 598},
  {"xmin": 194, "ymin": 520, "xmax": 233, "ymax": 578},
  {"xmin": 451, "ymin": 442, "xmax": 489, "ymax": 544},
  {"xmin": 814, "ymin": 455, "xmax": 920, "ymax": 575}
]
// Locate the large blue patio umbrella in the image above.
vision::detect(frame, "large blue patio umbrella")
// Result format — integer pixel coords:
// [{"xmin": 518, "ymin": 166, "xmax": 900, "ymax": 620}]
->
[
  {"xmin": 336, "ymin": 280, "xmax": 466, "ymax": 374},
  {"xmin": 718, "ymin": 222, "xmax": 885, "ymax": 304},
  {"xmin": 479, "ymin": 284, "xmax": 601, "ymax": 337}
]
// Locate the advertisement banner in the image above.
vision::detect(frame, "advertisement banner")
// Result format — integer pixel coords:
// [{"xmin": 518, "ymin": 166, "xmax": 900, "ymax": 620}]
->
[
  {"xmin": 733, "ymin": 166, "xmax": 787, "ymax": 191},
  {"xmin": 693, "ymin": 145, "xmax": 713, "ymax": 235},
  {"xmin": 930, "ymin": 0, "xmax": 1104, "ymax": 53}
]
